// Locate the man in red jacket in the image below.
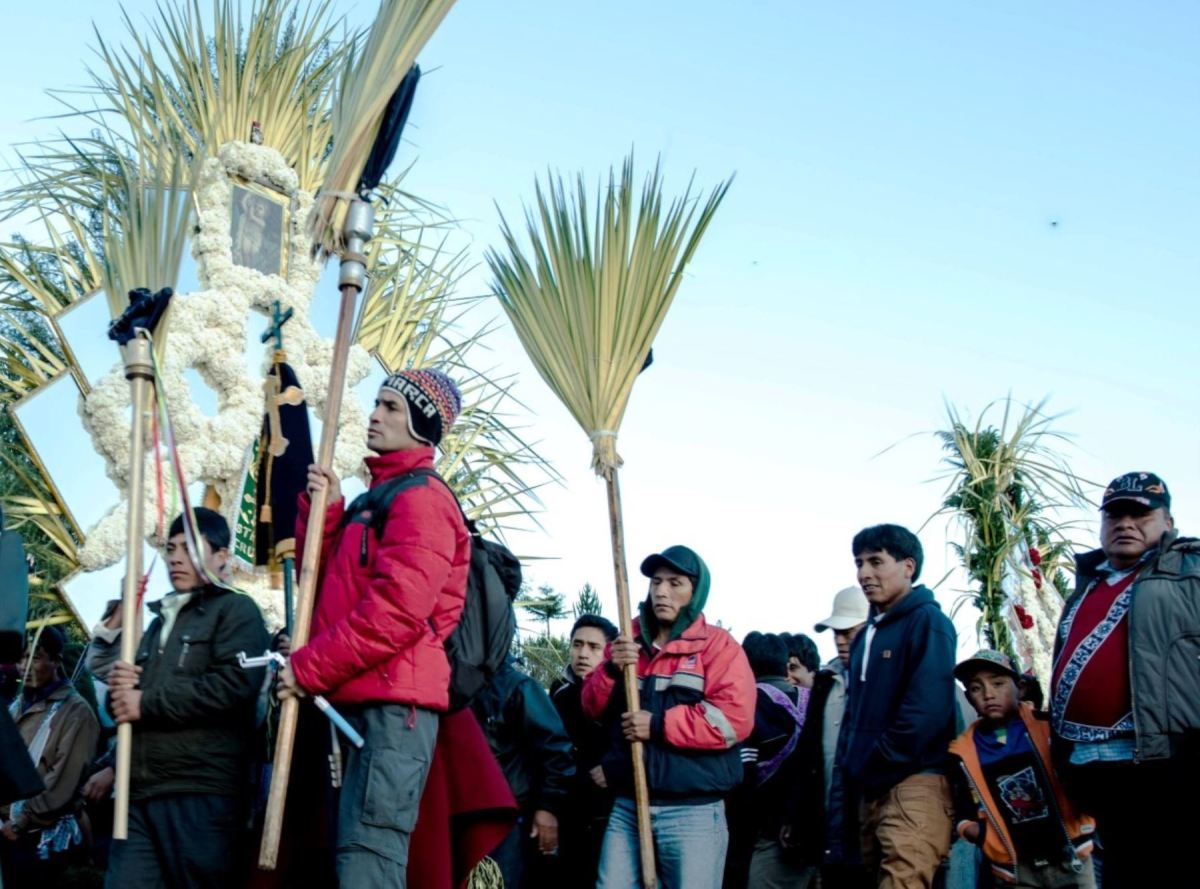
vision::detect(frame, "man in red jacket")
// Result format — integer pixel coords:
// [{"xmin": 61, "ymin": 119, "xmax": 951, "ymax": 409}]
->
[
  {"xmin": 583, "ymin": 545, "xmax": 755, "ymax": 889},
  {"xmin": 278, "ymin": 368, "xmax": 468, "ymax": 888}
]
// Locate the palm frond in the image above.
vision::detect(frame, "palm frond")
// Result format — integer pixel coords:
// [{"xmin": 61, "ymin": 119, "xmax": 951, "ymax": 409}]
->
[
  {"xmin": 81, "ymin": 0, "xmax": 344, "ymax": 192},
  {"xmin": 932, "ymin": 396, "xmax": 1094, "ymax": 658},
  {"xmin": 309, "ymin": 0, "xmax": 457, "ymax": 255},
  {"xmin": 487, "ymin": 154, "xmax": 731, "ymax": 475}
]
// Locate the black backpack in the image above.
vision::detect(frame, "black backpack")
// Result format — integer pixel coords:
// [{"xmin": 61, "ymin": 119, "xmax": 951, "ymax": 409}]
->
[{"xmin": 344, "ymin": 468, "xmax": 521, "ymax": 711}]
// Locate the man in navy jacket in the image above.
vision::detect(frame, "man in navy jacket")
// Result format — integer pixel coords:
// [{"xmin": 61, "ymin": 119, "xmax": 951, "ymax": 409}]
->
[{"xmin": 837, "ymin": 524, "xmax": 956, "ymax": 889}]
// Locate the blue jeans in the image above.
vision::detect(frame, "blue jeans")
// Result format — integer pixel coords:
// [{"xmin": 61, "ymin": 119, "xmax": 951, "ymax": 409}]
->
[{"xmin": 597, "ymin": 797, "xmax": 728, "ymax": 889}]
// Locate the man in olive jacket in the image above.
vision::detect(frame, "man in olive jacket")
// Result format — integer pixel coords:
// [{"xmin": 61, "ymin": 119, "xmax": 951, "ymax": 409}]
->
[
  {"xmin": 105, "ymin": 508, "xmax": 268, "ymax": 889},
  {"xmin": 1051, "ymin": 472, "xmax": 1200, "ymax": 889}
]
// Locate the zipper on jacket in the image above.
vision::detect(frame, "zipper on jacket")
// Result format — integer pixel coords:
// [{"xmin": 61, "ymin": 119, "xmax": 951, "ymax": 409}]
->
[
  {"xmin": 1029, "ymin": 748, "xmax": 1084, "ymax": 873},
  {"xmin": 177, "ymin": 637, "xmax": 191, "ymax": 669},
  {"xmin": 360, "ymin": 530, "xmax": 369, "ymax": 567},
  {"xmin": 958, "ymin": 761, "xmax": 1017, "ymax": 871},
  {"xmin": 1126, "ymin": 562, "xmax": 1152, "ymax": 762}
]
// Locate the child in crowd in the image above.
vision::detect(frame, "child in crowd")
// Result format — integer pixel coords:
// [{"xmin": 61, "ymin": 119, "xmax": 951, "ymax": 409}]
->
[{"xmin": 948, "ymin": 650, "xmax": 1095, "ymax": 889}]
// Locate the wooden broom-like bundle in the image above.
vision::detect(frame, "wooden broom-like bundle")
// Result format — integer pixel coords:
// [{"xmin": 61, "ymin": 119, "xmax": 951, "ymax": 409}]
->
[{"xmin": 487, "ymin": 155, "xmax": 730, "ymax": 888}]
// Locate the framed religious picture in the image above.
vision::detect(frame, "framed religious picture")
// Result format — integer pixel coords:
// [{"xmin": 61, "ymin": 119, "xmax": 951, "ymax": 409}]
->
[{"xmin": 230, "ymin": 182, "xmax": 288, "ymax": 276}]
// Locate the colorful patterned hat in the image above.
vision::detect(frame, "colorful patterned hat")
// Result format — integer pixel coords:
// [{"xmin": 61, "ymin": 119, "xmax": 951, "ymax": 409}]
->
[{"xmin": 380, "ymin": 368, "xmax": 462, "ymax": 446}]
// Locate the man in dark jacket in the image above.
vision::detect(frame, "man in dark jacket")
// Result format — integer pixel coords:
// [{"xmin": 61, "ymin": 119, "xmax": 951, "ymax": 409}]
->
[
  {"xmin": 550, "ymin": 613, "xmax": 618, "ymax": 884},
  {"xmin": 473, "ymin": 656, "xmax": 575, "ymax": 888},
  {"xmin": 838, "ymin": 524, "xmax": 956, "ymax": 889},
  {"xmin": 105, "ymin": 508, "xmax": 269, "ymax": 889},
  {"xmin": 583, "ymin": 545, "xmax": 755, "ymax": 889},
  {"xmin": 729, "ymin": 632, "xmax": 813, "ymax": 889},
  {"xmin": 1050, "ymin": 471, "xmax": 1200, "ymax": 889}
]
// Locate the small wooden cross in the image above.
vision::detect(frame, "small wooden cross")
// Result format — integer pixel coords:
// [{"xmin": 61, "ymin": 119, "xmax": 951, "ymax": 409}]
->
[{"xmin": 260, "ymin": 300, "xmax": 294, "ymax": 350}]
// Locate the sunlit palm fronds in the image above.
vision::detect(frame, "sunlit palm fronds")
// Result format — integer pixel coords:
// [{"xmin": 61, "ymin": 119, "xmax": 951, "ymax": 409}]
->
[
  {"xmin": 90, "ymin": 144, "xmax": 192, "ymax": 329},
  {"xmin": 487, "ymin": 154, "xmax": 731, "ymax": 476},
  {"xmin": 310, "ymin": 0, "xmax": 457, "ymax": 254},
  {"xmin": 83, "ymin": 0, "xmax": 343, "ymax": 191},
  {"xmin": 359, "ymin": 182, "xmax": 555, "ymax": 534}
]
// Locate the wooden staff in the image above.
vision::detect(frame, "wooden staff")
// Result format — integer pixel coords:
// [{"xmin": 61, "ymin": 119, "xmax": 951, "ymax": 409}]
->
[
  {"xmin": 605, "ymin": 469, "xmax": 657, "ymax": 888},
  {"xmin": 113, "ymin": 332, "xmax": 154, "ymax": 840},
  {"xmin": 259, "ymin": 199, "xmax": 374, "ymax": 869}
]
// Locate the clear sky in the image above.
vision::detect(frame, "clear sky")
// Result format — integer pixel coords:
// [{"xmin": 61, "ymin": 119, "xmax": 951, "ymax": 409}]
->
[{"xmin": 2, "ymin": 1, "xmax": 1198, "ymax": 661}]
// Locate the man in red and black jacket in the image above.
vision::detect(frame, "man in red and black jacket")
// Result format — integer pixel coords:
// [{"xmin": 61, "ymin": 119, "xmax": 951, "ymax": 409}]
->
[
  {"xmin": 583, "ymin": 545, "xmax": 755, "ymax": 889},
  {"xmin": 279, "ymin": 368, "xmax": 469, "ymax": 889}
]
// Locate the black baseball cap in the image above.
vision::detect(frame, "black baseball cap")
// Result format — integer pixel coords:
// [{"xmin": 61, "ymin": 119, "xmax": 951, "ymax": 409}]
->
[
  {"xmin": 640, "ymin": 545, "xmax": 702, "ymax": 580},
  {"xmin": 1101, "ymin": 472, "xmax": 1170, "ymax": 512}
]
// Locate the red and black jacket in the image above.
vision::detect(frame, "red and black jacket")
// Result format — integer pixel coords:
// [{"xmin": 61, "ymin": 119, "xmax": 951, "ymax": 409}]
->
[{"xmin": 582, "ymin": 614, "xmax": 755, "ymax": 804}]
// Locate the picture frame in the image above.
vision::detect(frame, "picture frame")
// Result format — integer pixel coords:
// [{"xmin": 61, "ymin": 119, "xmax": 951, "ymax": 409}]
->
[{"xmin": 230, "ymin": 181, "xmax": 289, "ymax": 277}]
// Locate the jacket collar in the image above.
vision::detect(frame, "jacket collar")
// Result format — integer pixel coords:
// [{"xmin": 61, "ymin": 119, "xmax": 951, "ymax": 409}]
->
[
  {"xmin": 1074, "ymin": 528, "xmax": 1199, "ymax": 585},
  {"xmin": 17, "ymin": 679, "xmax": 71, "ymax": 717},
  {"xmin": 148, "ymin": 583, "xmax": 230, "ymax": 615},
  {"xmin": 365, "ymin": 446, "xmax": 436, "ymax": 485},
  {"xmin": 633, "ymin": 613, "xmax": 711, "ymax": 656},
  {"xmin": 870, "ymin": 584, "xmax": 937, "ymax": 626}
]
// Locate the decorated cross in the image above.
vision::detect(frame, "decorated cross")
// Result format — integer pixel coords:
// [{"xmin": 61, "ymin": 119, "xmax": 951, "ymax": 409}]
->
[{"xmin": 260, "ymin": 300, "xmax": 295, "ymax": 351}]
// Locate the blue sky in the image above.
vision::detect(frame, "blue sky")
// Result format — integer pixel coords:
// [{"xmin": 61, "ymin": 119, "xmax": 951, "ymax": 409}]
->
[{"xmin": 2, "ymin": 2, "xmax": 1197, "ymax": 659}]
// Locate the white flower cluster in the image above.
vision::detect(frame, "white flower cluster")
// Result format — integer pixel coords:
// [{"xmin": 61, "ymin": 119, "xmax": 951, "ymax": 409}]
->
[{"xmin": 78, "ymin": 142, "xmax": 372, "ymax": 624}]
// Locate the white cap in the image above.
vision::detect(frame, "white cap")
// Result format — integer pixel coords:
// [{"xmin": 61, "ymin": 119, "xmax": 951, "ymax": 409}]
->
[{"xmin": 814, "ymin": 586, "xmax": 870, "ymax": 632}]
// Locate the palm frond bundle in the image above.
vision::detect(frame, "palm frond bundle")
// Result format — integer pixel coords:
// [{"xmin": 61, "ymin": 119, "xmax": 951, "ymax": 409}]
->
[
  {"xmin": 933, "ymin": 397, "xmax": 1094, "ymax": 659},
  {"xmin": 87, "ymin": 0, "xmax": 343, "ymax": 191},
  {"xmin": 309, "ymin": 0, "xmax": 457, "ymax": 255},
  {"xmin": 487, "ymin": 155, "xmax": 730, "ymax": 476}
]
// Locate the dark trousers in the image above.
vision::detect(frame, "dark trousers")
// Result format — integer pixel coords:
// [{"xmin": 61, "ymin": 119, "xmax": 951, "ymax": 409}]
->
[
  {"xmin": 105, "ymin": 793, "xmax": 242, "ymax": 889},
  {"xmin": 489, "ymin": 813, "xmax": 564, "ymax": 889},
  {"xmin": 1075, "ymin": 758, "xmax": 1196, "ymax": 889}
]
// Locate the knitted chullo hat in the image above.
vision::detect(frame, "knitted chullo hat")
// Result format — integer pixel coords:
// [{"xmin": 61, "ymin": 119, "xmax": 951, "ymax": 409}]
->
[{"xmin": 380, "ymin": 368, "xmax": 462, "ymax": 446}]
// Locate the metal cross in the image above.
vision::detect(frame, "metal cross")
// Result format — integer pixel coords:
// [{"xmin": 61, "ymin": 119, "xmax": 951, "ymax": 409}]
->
[{"xmin": 260, "ymin": 300, "xmax": 294, "ymax": 350}]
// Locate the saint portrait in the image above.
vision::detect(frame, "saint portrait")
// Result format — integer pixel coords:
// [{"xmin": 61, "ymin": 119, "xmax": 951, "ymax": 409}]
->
[{"xmin": 230, "ymin": 184, "xmax": 286, "ymax": 276}]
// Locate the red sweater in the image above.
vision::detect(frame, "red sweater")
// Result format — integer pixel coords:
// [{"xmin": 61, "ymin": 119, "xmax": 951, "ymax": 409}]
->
[{"xmin": 291, "ymin": 447, "xmax": 470, "ymax": 710}]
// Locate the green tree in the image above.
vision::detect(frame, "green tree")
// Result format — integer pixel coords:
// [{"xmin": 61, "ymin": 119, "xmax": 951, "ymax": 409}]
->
[
  {"xmin": 517, "ymin": 583, "xmax": 567, "ymax": 638},
  {"xmin": 572, "ymin": 582, "xmax": 602, "ymax": 617}
]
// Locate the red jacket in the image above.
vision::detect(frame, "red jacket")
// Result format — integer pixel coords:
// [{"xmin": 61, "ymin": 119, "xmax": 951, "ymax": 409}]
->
[
  {"xmin": 582, "ymin": 614, "xmax": 755, "ymax": 801},
  {"xmin": 290, "ymin": 447, "xmax": 470, "ymax": 711}
]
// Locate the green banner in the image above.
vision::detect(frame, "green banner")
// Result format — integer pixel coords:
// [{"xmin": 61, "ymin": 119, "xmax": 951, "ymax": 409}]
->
[{"xmin": 233, "ymin": 436, "xmax": 260, "ymax": 566}]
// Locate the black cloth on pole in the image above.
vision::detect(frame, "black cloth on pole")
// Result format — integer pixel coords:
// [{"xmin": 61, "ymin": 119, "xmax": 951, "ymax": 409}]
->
[
  {"xmin": 357, "ymin": 64, "xmax": 421, "ymax": 195},
  {"xmin": 107, "ymin": 287, "xmax": 173, "ymax": 345},
  {"xmin": 254, "ymin": 360, "xmax": 315, "ymax": 566}
]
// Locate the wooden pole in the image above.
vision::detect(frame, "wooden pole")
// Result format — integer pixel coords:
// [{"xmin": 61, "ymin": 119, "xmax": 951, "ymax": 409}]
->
[
  {"xmin": 258, "ymin": 200, "xmax": 373, "ymax": 869},
  {"xmin": 604, "ymin": 468, "xmax": 657, "ymax": 889},
  {"xmin": 112, "ymin": 333, "xmax": 153, "ymax": 840}
]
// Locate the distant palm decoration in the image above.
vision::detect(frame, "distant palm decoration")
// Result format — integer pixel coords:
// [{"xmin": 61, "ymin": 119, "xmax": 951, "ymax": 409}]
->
[
  {"xmin": 0, "ymin": 0, "xmax": 544, "ymax": 635},
  {"xmin": 933, "ymin": 398, "xmax": 1091, "ymax": 682},
  {"xmin": 488, "ymin": 153, "xmax": 730, "ymax": 889}
]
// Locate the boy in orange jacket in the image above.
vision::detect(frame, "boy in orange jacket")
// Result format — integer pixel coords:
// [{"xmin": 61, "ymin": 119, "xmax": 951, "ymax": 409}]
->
[{"xmin": 948, "ymin": 650, "xmax": 1095, "ymax": 888}]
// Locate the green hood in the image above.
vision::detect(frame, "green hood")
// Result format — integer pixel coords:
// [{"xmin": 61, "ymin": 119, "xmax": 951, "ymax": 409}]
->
[{"xmin": 638, "ymin": 545, "xmax": 711, "ymax": 647}]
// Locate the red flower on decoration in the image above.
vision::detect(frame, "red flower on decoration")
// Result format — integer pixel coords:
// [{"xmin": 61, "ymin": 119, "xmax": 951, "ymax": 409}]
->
[
  {"xmin": 1014, "ymin": 604, "xmax": 1034, "ymax": 630},
  {"xmin": 1032, "ymin": 568, "xmax": 1043, "ymax": 590},
  {"xmin": 1029, "ymin": 547, "xmax": 1042, "ymax": 566}
]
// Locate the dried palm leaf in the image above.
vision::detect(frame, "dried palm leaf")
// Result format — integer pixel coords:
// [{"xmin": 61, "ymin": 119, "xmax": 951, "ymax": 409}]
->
[{"xmin": 309, "ymin": 0, "xmax": 457, "ymax": 255}]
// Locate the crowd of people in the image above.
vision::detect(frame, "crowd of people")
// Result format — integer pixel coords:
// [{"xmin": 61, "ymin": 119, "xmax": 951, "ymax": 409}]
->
[{"xmin": 0, "ymin": 361, "xmax": 1195, "ymax": 889}]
